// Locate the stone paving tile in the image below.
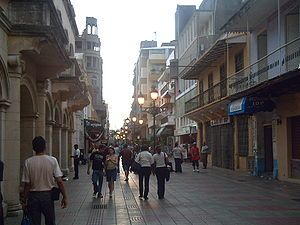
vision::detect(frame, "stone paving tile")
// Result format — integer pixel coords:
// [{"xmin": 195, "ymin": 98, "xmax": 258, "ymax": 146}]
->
[{"xmin": 5, "ymin": 162, "xmax": 300, "ymax": 225}]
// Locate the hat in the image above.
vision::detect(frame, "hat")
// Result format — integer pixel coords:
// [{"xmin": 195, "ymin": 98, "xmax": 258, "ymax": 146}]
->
[{"xmin": 193, "ymin": 142, "xmax": 197, "ymax": 145}]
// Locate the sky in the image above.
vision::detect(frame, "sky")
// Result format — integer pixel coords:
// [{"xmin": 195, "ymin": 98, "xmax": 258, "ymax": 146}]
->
[{"xmin": 72, "ymin": 0, "xmax": 201, "ymax": 130}]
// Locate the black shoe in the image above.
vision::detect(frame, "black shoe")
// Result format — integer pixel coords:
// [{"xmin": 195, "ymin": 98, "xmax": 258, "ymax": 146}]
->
[
  {"xmin": 97, "ymin": 193, "xmax": 103, "ymax": 198},
  {"xmin": 158, "ymin": 196, "xmax": 164, "ymax": 199},
  {"xmin": 124, "ymin": 178, "xmax": 129, "ymax": 181},
  {"xmin": 144, "ymin": 196, "xmax": 148, "ymax": 200},
  {"xmin": 73, "ymin": 177, "xmax": 79, "ymax": 180}
]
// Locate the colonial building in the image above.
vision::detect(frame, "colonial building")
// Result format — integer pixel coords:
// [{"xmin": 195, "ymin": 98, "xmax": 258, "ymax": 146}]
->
[
  {"xmin": 174, "ymin": 0, "xmax": 246, "ymax": 169},
  {"xmin": 223, "ymin": 0, "xmax": 300, "ymax": 181},
  {"xmin": 0, "ymin": 0, "xmax": 90, "ymax": 215}
]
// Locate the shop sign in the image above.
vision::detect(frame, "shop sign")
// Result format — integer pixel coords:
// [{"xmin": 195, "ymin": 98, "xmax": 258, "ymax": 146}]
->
[
  {"xmin": 228, "ymin": 97, "xmax": 275, "ymax": 116},
  {"xmin": 210, "ymin": 117, "xmax": 231, "ymax": 127},
  {"xmin": 84, "ymin": 119, "xmax": 104, "ymax": 142}
]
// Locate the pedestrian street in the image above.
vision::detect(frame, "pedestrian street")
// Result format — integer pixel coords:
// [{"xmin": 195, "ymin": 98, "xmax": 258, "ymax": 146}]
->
[{"xmin": 7, "ymin": 163, "xmax": 300, "ymax": 225}]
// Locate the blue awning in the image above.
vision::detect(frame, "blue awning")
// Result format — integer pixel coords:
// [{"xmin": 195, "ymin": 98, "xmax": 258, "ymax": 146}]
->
[{"xmin": 228, "ymin": 97, "xmax": 275, "ymax": 116}]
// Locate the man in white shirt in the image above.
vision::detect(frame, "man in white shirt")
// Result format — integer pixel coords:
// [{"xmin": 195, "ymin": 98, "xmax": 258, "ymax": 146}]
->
[
  {"xmin": 135, "ymin": 145, "xmax": 154, "ymax": 200},
  {"xmin": 173, "ymin": 143, "xmax": 183, "ymax": 173},
  {"xmin": 22, "ymin": 136, "xmax": 67, "ymax": 225},
  {"xmin": 72, "ymin": 144, "xmax": 80, "ymax": 179}
]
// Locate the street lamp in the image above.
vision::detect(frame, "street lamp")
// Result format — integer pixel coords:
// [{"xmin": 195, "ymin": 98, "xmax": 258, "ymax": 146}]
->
[
  {"xmin": 125, "ymin": 118, "xmax": 130, "ymax": 124},
  {"xmin": 139, "ymin": 119, "xmax": 144, "ymax": 125},
  {"xmin": 137, "ymin": 88, "xmax": 161, "ymax": 152},
  {"xmin": 132, "ymin": 116, "xmax": 137, "ymax": 122}
]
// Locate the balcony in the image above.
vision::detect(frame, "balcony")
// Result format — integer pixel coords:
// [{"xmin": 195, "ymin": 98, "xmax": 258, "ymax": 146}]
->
[
  {"xmin": 160, "ymin": 115, "xmax": 175, "ymax": 126},
  {"xmin": 185, "ymin": 36, "xmax": 300, "ymax": 114},
  {"xmin": 178, "ymin": 35, "xmax": 217, "ymax": 78}
]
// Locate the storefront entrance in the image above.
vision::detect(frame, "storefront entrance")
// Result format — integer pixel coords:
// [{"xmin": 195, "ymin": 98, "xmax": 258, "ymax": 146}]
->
[
  {"xmin": 290, "ymin": 116, "xmax": 300, "ymax": 179},
  {"xmin": 264, "ymin": 125, "xmax": 273, "ymax": 173}
]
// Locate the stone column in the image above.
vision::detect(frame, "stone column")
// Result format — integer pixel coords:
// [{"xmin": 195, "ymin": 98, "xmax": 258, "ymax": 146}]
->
[
  {"xmin": 35, "ymin": 81, "xmax": 47, "ymax": 137},
  {"xmin": 60, "ymin": 126, "xmax": 69, "ymax": 176},
  {"xmin": 4, "ymin": 55, "xmax": 22, "ymax": 216},
  {"xmin": 52, "ymin": 124, "xmax": 62, "ymax": 165},
  {"xmin": 68, "ymin": 129, "xmax": 74, "ymax": 171},
  {"xmin": 45, "ymin": 120, "xmax": 54, "ymax": 156}
]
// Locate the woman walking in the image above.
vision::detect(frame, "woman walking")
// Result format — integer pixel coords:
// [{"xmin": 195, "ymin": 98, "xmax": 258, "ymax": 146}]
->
[
  {"xmin": 135, "ymin": 145, "xmax": 154, "ymax": 200},
  {"xmin": 190, "ymin": 142, "xmax": 200, "ymax": 172},
  {"xmin": 153, "ymin": 146, "xmax": 169, "ymax": 199},
  {"xmin": 105, "ymin": 147, "xmax": 118, "ymax": 198}
]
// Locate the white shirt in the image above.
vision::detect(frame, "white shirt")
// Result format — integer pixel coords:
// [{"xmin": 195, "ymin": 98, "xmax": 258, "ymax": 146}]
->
[
  {"xmin": 153, "ymin": 152, "xmax": 167, "ymax": 168},
  {"xmin": 73, "ymin": 148, "xmax": 80, "ymax": 158},
  {"xmin": 173, "ymin": 147, "xmax": 183, "ymax": 159},
  {"xmin": 135, "ymin": 151, "xmax": 154, "ymax": 167},
  {"xmin": 22, "ymin": 155, "xmax": 63, "ymax": 191},
  {"xmin": 201, "ymin": 145, "xmax": 209, "ymax": 153}
]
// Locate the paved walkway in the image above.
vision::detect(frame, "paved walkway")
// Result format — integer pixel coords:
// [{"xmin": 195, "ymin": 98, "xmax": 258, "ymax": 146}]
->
[{"xmin": 6, "ymin": 162, "xmax": 300, "ymax": 225}]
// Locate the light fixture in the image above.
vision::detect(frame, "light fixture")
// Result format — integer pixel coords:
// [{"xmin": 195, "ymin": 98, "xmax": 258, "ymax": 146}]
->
[
  {"xmin": 124, "ymin": 126, "xmax": 128, "ymax": 130},
  {"xmin": 132, "ymin": 116, "xmax": 137, "ymax": 122},
  {"xmin": 139, "ymin": 119, "xmax": 144, "ymax": 125},
  {"xmin": 137, "ymin": 92, "xmax": 145, "ymax": 105},
  {"xmin": 125, "ymin": 118, "xmax": 130, "ymax": 124},
  {"xmin": 150, "ymin": 88, "xmax": 159, "ymax": 101}
]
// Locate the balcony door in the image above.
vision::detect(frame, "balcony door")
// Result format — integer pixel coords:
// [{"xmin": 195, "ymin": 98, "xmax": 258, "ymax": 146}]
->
[
  {"xmin": 220, "ymin": 63, "xmax": 227, "ymax": 98},
  {"xmin": 286, "ymin": 12, "xmax": 299, "ymax": 71},
  {"xmin": 208, "ymin": 73, "xmax": 214, "ymax": 103},
  {"xmin": 257, "ymin": 31, "xmax": 268, "ymax": 83}
]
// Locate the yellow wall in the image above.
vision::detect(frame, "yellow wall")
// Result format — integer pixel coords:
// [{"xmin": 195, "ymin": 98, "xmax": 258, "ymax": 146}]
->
[
  {"xmin": 276, "ymin": 92, "xmax": 300, "ymax": 180},
  {"xmin": 196, "ymin": 43, "xmax": 248, "ymax": 92}
]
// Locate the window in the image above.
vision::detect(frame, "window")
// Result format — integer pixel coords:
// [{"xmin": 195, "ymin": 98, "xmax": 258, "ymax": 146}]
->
[
  {"xmin": 208, "ymin": 73, "xmax": 214, "ymax": 103},
  {"xmin": 93, "ymin": 57, "xmax": 97, "ymax": 68},
  {"xmin": 75, "ymin": 41, "xmax": 82, "ymax": 50},
  {"xmin": 235, "ymin": 50, "xmax": 244, "ymax": 72},
  {"xmin": 87, "ymin": 41, "xmax": 92, "ymax": 50},
  {"xmin": 86, "ymin": 56, "xmax": 92, "ymax": 68}
]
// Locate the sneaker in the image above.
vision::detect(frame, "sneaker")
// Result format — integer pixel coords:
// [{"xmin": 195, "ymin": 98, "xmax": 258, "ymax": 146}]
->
[
  {"xmin": 196, "ymin": 169, "xmax": 200, "ymax": 173},
  {"xmin": 93, "ymin": 192, "xmax": 97, "ymax": 198},
  {"xmin": 97, "ymin": 193, "xmax": 103, "ymax": 198},
  {"xmin": 193, "ymin": 169, "xmax": 196, "ymax": 172},
  {"xmin": 139, "ymin": 195, "xmax": 143, "ymax": 199}
]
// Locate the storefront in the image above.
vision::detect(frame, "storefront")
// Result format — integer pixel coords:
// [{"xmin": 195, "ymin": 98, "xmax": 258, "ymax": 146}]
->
[
  {"xmin": 228, "ymin": 97, "xmax": 276, "ymax": 176},
  {"xmin": 206, "ymin": 117, "xmax": 234, "ymax": 170}
]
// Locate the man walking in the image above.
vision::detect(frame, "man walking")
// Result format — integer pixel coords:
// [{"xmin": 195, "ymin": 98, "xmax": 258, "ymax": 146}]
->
[
  {"xmin": 120, "ymin": 144, "xmax": 133, "ymax": 181},
  {"xmin": 191, "ymin": 142, "xmax": 200, "ymax": 172},
  {"xmin": 72, "ymin": 144, "xmax": 80, "ymax": 179},
  {"xmin": 87, "ymin": 146, "xmax": 106, "ymax": 198},
  {"xmin": 22, "ymin": 136, "xmax": 67, "ymax": 225},
  {"xmin": 201, "ymin": 142, "xmax": 209, "ymax": 169},
  {"xmin": 173, "ymin": 143, "xmax": 183, "ymax": 173}
]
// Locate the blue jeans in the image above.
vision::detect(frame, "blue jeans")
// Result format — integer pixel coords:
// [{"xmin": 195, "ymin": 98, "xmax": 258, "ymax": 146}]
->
[{"xmin": 92, "ymin": 170, "xmax": 103, "ymax": 194}]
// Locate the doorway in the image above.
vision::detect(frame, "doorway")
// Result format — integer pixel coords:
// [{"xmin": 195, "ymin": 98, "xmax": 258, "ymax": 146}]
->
[{"xmin": 264, "ymin": 125, "xmax": 273, "ymax": 173}]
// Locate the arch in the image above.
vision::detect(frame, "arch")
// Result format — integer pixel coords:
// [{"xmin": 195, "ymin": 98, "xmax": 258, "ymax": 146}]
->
[
  {"xmin": 45, "ymin": 92, "xmax": 54, "ymax": 121},
  {"xmin": 92, "ymin": 26, "xmax": 98, "ymax": 35},
  {"xmin": 68, "ymin": 112, "xmax": 74, "ymax": 130},
  {"xmin": 20, "ymin": 75, "xmax": 38, "ymax": 115},
  {"xmin": 53, "ymin": 102, "xmax": 62, "ymax": 125},
  {"xmin": 63, "ymin": 111, "xmax": 68, "ymax": 128},
  {"xmin": 0, "ymin": 55, "xmax": 10, "ymax": 100},
  {"xmin": 87, "ymin": 24, "xmax": 92, "ymax": 34}
]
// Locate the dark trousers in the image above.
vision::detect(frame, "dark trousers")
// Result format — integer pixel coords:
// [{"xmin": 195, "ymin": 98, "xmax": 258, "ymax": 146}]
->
[
  {"xmin": 0, "ymin": 193, "xmax": 3, "ymax": 225},
  {"xmin": 28, "ymin": 191, "xmax": 55, "ymax": 225},
  {"xmin": 74, "ymin": 158, "xmax": 79, "ymax": 178},
  {"xmin": 174, "ymin": 158, "xmax": 182, "ymax": 173},
  {"xmin": 155, "ymin": 167, "xmax": 166, "ymax": 198},
  {"xmin": 201, "ymin": 153, "xmax": 208, "ymax": 168},
  {"xmin": 192, "ymin": 160, "xmax": 199, "ymax": 169},
  {"xmin": 92, "ymin": 170, "xmax": 104, "ymax": 194},
  {"xmin": 138, "ymin": 167, "xmax": 151, "ymax": 198}
]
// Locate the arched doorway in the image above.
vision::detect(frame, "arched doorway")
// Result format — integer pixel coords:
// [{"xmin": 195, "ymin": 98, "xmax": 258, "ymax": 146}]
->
[
  {"xmin": 45, "ymin": 99, "xmax": 52, "ymax": 155},
  {"xmin": 20, "ymin": 84, "xmax": 36, "ymax": 174},
  {"xmin": 53, "ymin": 105, "xmax": 62, "ymax": 164},
  {"xmin": 60, "ymin": 113, "xmax": 69, "ymax": 175}
]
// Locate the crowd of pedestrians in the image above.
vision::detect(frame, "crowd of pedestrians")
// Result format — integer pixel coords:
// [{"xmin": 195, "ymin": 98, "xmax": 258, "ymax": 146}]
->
[{"xmin": 19, "ymin": 135, "xmax": 209, "ymax": 225}]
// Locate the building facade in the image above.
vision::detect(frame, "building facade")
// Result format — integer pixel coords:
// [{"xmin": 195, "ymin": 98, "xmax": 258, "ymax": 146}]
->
[{"xmin": 0, "ymin": 0, "xmax": 91, "ymax": 216}]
